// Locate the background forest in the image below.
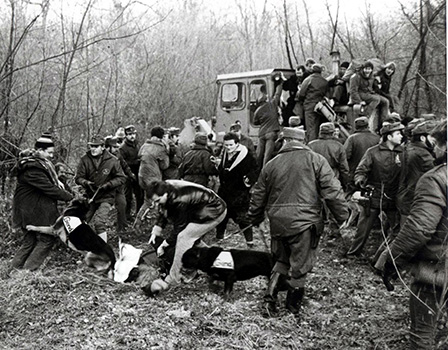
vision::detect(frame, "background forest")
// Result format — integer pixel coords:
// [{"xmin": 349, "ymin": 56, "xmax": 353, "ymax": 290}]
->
[{"xmin": 0, "ymin": 0, "xmax": 446, "ymax": 166}]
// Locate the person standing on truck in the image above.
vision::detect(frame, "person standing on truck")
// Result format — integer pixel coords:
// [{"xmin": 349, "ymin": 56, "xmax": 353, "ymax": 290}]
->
[
  {"xmin": 254, "ymin": 73, "xmax": 284, "ymax": 169},
  {"xmin": 297, "ymin": 64, "xmax": 329, "ymax": 143}
]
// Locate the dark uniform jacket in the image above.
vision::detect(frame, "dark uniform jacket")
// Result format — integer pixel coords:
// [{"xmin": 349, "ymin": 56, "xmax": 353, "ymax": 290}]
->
[
  {"xmin": 248, "ymin": 141, "xmax": 348, "ymax": 238},
  {"xmin": 119, "ymin": 139, "xmax": 140, "ymax": 176},
  {"xmin": 13, "ymin": 150, "xmax": 73, "ymax": 228},
  {"xmin": 179, "ymin": 144, "xmax": 218, "ymax": 187},
  {"xmin": 308, "ymin": 135, "xmax": 350, "ymax": 189},
  {"xmin": 354, "ymin": 142, "xmax": 403, "ymax": 209},
  {"xmin": 75, "ymin": 150, "xmax": 126, "ymax": 204},
  {"xmin": 389, "ymin": 164, "xmax": 447, "ymax": 282},
  {"xmin": 344, "ymin": 130, "xmax": 380, "ymax": 179},
  {"xmin": 396, "ymin": 141, "xmax": 435, "ymax": 216}
]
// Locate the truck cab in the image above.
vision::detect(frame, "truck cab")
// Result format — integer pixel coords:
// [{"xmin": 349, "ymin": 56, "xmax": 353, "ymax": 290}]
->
[{"xmin": 214, "ymin": 68, "xmax": 295, "ymax": 144}]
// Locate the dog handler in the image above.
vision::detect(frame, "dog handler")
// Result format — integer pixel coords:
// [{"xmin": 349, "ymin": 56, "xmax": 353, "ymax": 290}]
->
[
  {"xmin": 147, "ymin": 180, "xmax": 226, "ymax": 293},
  {"xmin": 248, "ymin": 127, "xmax": 348, "ymax": 317},
  {"xmin": 10, "ymin": 133, "xmax": 73, "ymax": 271}
]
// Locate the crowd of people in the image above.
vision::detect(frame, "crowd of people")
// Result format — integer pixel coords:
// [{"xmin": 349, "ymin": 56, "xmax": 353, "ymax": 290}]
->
[{"xmin": 7, "ymin": 57, "xmax": 447, "ymax": 349}]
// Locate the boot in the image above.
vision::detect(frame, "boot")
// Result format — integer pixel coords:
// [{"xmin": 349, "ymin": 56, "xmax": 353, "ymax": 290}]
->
[
  {"xmin": 285, "ymin": 287, "xmax": 305, "ymax": 317},
  {"xmin": 262, "ymin": 272, "xmax": 282, "ymax": 317}
]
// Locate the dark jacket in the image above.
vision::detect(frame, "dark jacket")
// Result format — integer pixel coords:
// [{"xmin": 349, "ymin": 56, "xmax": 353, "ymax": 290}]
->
[
  {"xmin": 13, "ymin": 150, "xmax": 73, "ymax": 228},
  {"xmin": 119, "ymin": 139, "xmax": 140, "ymax": 175},
  {"xmin": 138, "ymin": 137, "xmax": 170, "ymax": 190},
  {"xmin": 354, "ymin": 142, "xmax": 403, "ymax": 209},
  {"xmin": 373, "ymin": 69, "xmax": 393, "ymax": 96},
  {"xmin": 179, "ymin": 144, "xmax": 218, "ymax": 187},
  {"xmin": 308, "ymin": 135, "xmax": 350, "ymax": 189},
  {"xmin": 397, "ymin": 141, "xmax": 435, "ymax": 216},
  {"xmin": 218, "ymin": 144, "xmax": 257, "ymax": 208},
  {"xmin": 248, "ymin": 141, "xmax": 348, "ymax": 237},
  {"xmin": 389, "ymin": 164, "xmax": 447, "ymax": 281},
  {"xmin": 254, "ymin": 84, "xmax": 282, "ymax": 137},
  {"xmin": 349, "ymin": 71, "xmax": 375, "ymax": 104},
  {"xmin": 344, "ymin": 129, "xmax": 380, "ymax": 179},
  {"xmin": 163, "ymin": 139, "xmax": 184, "ymax": 180},
  {"xmin": 75, "ymin": 150, "xmax": 126, "ymax": 204},
  {"xmin": 154, "ymin": 180, "xmax": 227, "ymax": 244},
  {"xmin": 297, "ymin": 73, "xmax": 329, "ymax": 108}
]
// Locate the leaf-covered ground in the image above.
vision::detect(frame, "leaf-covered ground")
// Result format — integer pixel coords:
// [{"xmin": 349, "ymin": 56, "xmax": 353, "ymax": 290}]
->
[{"xmin": 0, "ymin": 191, "xmax": 446, "ymax": 350}]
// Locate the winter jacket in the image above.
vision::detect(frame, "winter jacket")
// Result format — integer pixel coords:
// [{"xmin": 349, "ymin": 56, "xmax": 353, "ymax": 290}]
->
[
  {"xmin": 254, "ymin": 84, "xmax": 282, "ymax": 137},
  {"xmin": 119, "ymin": 139, "xmax": 140, "ymax": 175},
  {"xmin": 396, "ymin": 141, "xmax": 435, "ymax": 216},
  {"xmin": 75, "ymin": 150, "xmax": 126, "ymax": 204},
  {"xmin": 163, "ymin": 139, "xmax": 184, "ymax": 180},
  {"xmin": 13, "ymin": 150, "xmax": 73, "ymax": 229},
  {"xmin": 248, "ymin": 141, "xmax": 348, "ymax": 238},
  {"xmin": 344, "ymin": 130, "xmax": 380, "ymax": 179},
  {"xmin": 389, "ymin": 164, "xmax": 447, "ymax": 283},
  {"xmin": 308, "ymin": 135, "xmax": 350, "ymax": 189},
  {"xmin": 138, "ymin": 137, "xmax": 170, "ymax": 190},
  {"xmin": 373, "ymin": 69, "xmax": 393, "ymax": 96},
  {"xmin": 297, "ymin": 73, "xmax": 329, "ymax": 108},
  {"xmin": 179, "ymin": 144, "xmax": 218, "ymax": 187},
  {"xmin": 218, "ymin": 144, "xmax": 257, "ymax": 208},
  {"xmin": 354, "ymin": 142, "xmax": 403, "ymax": 209},
  {"xmin": 154, "ymin": 179, "xmax": 227, "ymax": 244},
  {"xmin": 349, "ymin": 71, "xmax": 375, "ymax": 105}
]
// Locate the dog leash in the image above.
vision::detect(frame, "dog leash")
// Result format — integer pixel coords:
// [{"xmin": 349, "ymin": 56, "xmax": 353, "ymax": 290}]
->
[{"xmin": 224, "ymin": 223, "xmax": 270, "ymax": 251}]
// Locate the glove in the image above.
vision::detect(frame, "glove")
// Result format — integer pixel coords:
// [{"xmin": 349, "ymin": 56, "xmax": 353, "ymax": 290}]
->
[
  {"xmin": 382, "ymin": 258, "xmax": 398, "ymax": 292},
  {"xmin": 156, "ymin": 240, "xmax": 169, "ymax": 257}
]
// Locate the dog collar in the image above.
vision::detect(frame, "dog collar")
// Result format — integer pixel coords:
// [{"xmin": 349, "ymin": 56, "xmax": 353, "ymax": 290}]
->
[{"xmin": 212, "ymin": 251, "xmax": 234, "ymax": 270}]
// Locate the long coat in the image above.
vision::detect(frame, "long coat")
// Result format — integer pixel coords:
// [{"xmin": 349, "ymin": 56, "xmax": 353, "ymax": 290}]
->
[
  {"xmin": 13, "ymin": 151, "xmax": 73, "ymax": 229},
  {"xmin": 248, "ymin": 141, "xmax": 348, "ymax": 238}
]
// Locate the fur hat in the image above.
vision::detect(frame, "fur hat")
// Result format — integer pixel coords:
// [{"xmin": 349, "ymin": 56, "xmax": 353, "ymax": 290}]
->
[
  {"xmin": 340, "ymin": 61, "xmax": 350, "ymax": 69},
  {"xmin": 289, "ymin": 116, "xmax": 301, "ymax": 127},
  {"xmin": 194, "ymin": 132, "xmax": 208, "ymax": 145},
  {"xmin": 115, "ymin": 127, "xmax": 126, "ymax": 139},
  {"xmin": 283, "ymin": 127, "xmax": 305, "ymax": 141},
  {"xmin": 34, "ymin": 132, "xmax": 54, "ymax": 150}
]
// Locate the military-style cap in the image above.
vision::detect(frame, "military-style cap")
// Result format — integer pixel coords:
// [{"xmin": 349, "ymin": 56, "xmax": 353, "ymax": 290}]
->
[
  {"xmin": 229, "ymin": 123, "xmax": 242, "ymax": 132},
  {"xmin": 194, "ymin": 132, "xmax": 208, "ymax": 145},
  {"xmin": 88, "ymin": 135, "xmax": 104, "ymax": 146},
  {"xmin": 124, "ymin": 125, "xmax": 136, "ymax": 134},
  {"xmin": 104, "ymin": 135, "xmax": 119, "ymax": 147}
]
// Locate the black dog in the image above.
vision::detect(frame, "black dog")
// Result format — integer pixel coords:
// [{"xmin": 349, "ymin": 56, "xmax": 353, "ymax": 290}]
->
[
  {"xmin": 182, "ymin": 246, "xmax": 273, "ymax": 298},
  {"xmin": 28, "ymin": 198, "xmax": 116, "ymax": 276}
]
